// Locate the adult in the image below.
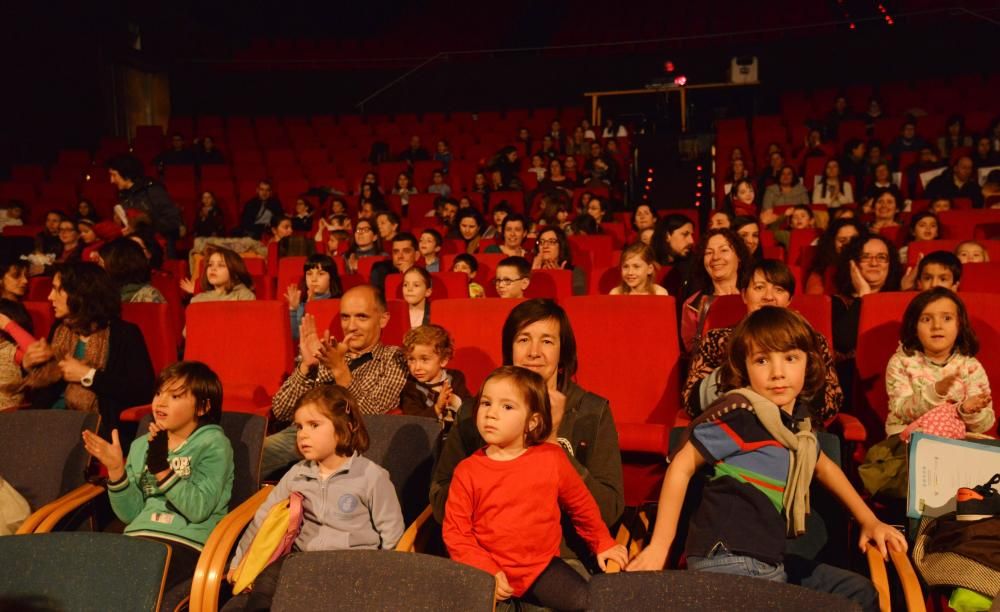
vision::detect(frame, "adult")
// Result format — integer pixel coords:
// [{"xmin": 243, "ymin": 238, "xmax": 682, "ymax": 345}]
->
[
  {"xmin": 682, "ymin": 259, "xmax": 842, "ymax": 421},
  {"xmin": 762, "ymin": 165, "xmax": 809, "ymax": 210},
  {"xmin": 369, "ymin": 233, "xmax": 419, "ymax": 293},
  {"xmin": 452, "ymin": 208, "xmax": 485, "ymax": 254},
  {"xmin": 631, "ymin": 203, "xmax": 656, "ymax": 234},
  {"xmin": 731, "ymin": 216, "xmax": 762, "ymax": 261},
  {"xmin": 485, "ymin": 213, "xmax": 529, "ymax": 258},
  {"xmin": 651, "ymin": 214, "xmax": 696, "ymax": 298},
  {"xmin": 887, "ymin": 120, "xmax": 929, "ymax": 166},
  {"xmin": 937, "ymin": 114, "xmax": 972, "ymax": 160},
  {"xmin": 804, "ymin": 218, "xmax": 868, "ymax": 295},
  {"xmin": 862, "ymin": 162, "xmax": 894, "ymax": 204},
  {"xmin": 194, "ymin": 191, "xmax": 226, "ymax": 238},
  {"xmin": 840, "ymin": 139, "xmax": 868, "ymax": 193},
  {"xmin": 55, "ymin": 219, "xmax": 83, "ymax": 263},
  {"xmin": 924, "ymin": 156, "xmax": 983, "ymax": 208},
  {"xmin": 238, "ymin": 179, "xmax": 283, "ymax": 240},
  {"xmin": 194, "ymin": 135, "xmax": 224, "ymax": 165},
  {"xmin": 756, "ymin": 149, "xmax": 785, "ymax": 195},
  {"xmin": 0, "ymin": 256, "xmax": 28, "ymax": 303},
  {"xmin": 397, "ymin": 135, "xmax": 430, "ymax": 165},
  {"xmin": 155, "ymin": 134, "xmax": 194, "ymax": 167},
  {"xmin": 812, "ymin": 159, "xmax": 854, "ymax": 207},
  {"xmin": 538, "ymin": 158, "xmax": 576, "ymax": 197},
  {"xmin": 106, "ymin": 154, "xmax": 183, "ymax": 254},
  {"xmin": 36, "ymin": 210, "xmax": 66, "ymax": 257},
  {"xmin": 431, "ymin": 299, "xmax": 624, "ymax": 569},
  {"xmin": 21, "ymin": 262, "xmax": 154, "ymax": 432},
  {"xmin": 374, "ymin": 210, "xmax": 400, "ymax": 247},
  {"xmin": 344, "ymin": 218, "xmax": 384, "ymax": 275},
  {"xmin": 708, "ymin": 210, "xmax": 732, "ymax": 230},
  {"xmin": 532, "ymin": 226, "xmax": 586, "ymax": 295},
  {"xmin": 261, "ymin": 285, "xmax": 408, "ymax": 477},
  {"xmin": 869, "ymin": 186, "xmax": 902, "ymax": 232},
  {"xmin": 98, "ymin": 238, "xmax": 166, "ymax": 303},
  {"xmin": 680, "ymin": 228, "xmax": 750, "ymax": 352}
]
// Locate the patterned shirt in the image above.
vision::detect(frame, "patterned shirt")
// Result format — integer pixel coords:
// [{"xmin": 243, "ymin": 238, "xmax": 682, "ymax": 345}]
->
[
  {"xmin": 683, "ymin": 326, "xmax": 842, "ymax": 424},
  {"xmin": 271, "ymin": 343, "xmax": 408, "ymax": 421}
]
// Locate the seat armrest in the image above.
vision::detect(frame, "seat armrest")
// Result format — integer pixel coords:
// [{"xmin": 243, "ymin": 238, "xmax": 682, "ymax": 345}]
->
[
  {"xmin": 17, "ymin": 482, "xmax": 105, "ymax": 534},
  {"xmin": 395, "ymin": 505, "xmax": 434, "ymax": 553}
]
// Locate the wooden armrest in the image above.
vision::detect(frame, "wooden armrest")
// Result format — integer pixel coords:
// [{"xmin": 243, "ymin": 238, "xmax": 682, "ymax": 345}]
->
[
  {"xmin": 865, "ymin": 544, "xmax": 892, "ymax": 612},
  {"xmin": 17, "ymin": 482, "xmax": 105, "ymax": 534},
  {"xmin": 190, "ymin": 485, "xmax": 273, "ymax": 612},
  {"xmin": 889, "ymin": 548, "xmax": 926, "ymax": 612},
  {"xmin": 395, "ymin": 505, "xmax": 433, "ymax": 553},
  {"xmin": 605, "ymin": 517, "xmax": 639, "ymax": 574}
]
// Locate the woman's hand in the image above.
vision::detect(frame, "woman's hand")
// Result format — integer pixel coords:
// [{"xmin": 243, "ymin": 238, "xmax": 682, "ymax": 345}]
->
[
  {"xmin": 849, "ymin": 260, "xmax": 872, "ymax": 296},
  {"xmin": 285, "ymin": 285, "xmax": 302, "ymax": 311},
  {"xmin": 82, "ymin": 429, "xmax": 125, "ymax": 481},
  {"xmin": 597, "ymin": 543, "xmax": 629, "ymax": 571},
  {"xmin": 58, "ymin": 356, "xmax": 91, "ymax": 383},
  {"xmin": 21, "ymin": 339, "xmax": 53, "ymax": 368},
  {"xmin": 494, "ymin": 571, "xmax": 514, "ymax": 601},
  {"xmin": 179, "ymin": 277, "xmax": 196, "ymax": 294}
]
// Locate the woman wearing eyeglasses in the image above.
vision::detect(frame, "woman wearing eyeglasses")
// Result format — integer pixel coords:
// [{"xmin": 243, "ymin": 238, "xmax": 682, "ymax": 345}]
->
[
  {"xmin": 832, "ymin": 234, "xmax": 902, "ymax": 401},
  {"xmin": 343, "ymin": 218, "xmax": 386, "ymax": 275},
  {"xmin": 531, "ymin": 227, "xmax": 586, "ymax": 295}
]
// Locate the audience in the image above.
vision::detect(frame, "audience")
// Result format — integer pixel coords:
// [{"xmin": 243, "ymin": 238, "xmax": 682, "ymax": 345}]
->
[
  {"xmin": 286, "ymin": 253, "xmax": 341, "ymax": 341},
  {"xmin": 494, "ymin": 256, "xmax": 531, "ymax": 299},
  {"xmin": 181, "ymin": 246, "xmax": 256, "ymax": 303},
  {"xmin": 107, "ymin": 154, "xmax": 183, "ymax": 255},
  {"xmin": 451, "ymin": 254, "xmax": 486, "ymax": 298},
  {"xmin": 238, "ymin": 180, "xmax": 283, "ymax": 240},
  {"xmin": 532, "ymin": 226, "xmax": 585, "ymax": 295},
  {"xmin": 99, "ymin": 239, "xmax": 166, "ymax": 304},
  {"xmin": 401, "ymin": 266, "xmax": 433, "ymax": 328},
  {"xmin": 680, "ymin": 228, "xmax": 751, "ymax": 352},
  {"xmin": 398, "ymin": 324, "xmax": 471, "ymax": 420},
  {"xmin": 610, "ymin": 243, "xmax": 667, "ymax": 296}
]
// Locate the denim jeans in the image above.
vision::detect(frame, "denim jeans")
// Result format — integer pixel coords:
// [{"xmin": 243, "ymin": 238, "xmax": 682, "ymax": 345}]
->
[
  {"xmin": 687, "ymin": 542, "xmax": 788, "ymax": 582},
  {"xmin": 260, "ymin": 424, "xmax": 300, "ymax": 480}
]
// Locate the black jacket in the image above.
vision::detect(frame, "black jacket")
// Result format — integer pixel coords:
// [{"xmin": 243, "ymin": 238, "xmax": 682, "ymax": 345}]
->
[
  {"xmin": 119, "ymin": 179, "xmax": 183, "ymax": 234},
  {"xmin": 239, "ymin": 198, "xmax": 284, "ymax": 239},
  {"xmin": 32, "ymin": 318, "xmax": 155, "ymax": 433}
]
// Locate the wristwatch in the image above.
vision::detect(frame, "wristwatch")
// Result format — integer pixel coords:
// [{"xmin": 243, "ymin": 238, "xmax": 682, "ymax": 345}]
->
[{"xmin": 81, "ymin": 368, "xmax": 97, "ymax": 388}]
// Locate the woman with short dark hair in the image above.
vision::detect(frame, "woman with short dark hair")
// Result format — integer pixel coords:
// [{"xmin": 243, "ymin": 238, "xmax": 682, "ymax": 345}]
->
[{"xmin": 99, "ymin": 238, "xmax": 166, "ymax": 303}]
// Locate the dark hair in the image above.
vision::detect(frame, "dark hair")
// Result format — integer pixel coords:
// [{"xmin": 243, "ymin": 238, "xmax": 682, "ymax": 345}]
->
[
  {"xmin": 105, "ymin": 154, "xmax": 145, "ymax": 182},
  {"xmin": 835, "ymin": 235, "xmax": 901, "ymax": 296},
  {"xmin": 807, "ymin": 218, "xmax": 868, "ymax": 281},
  {"xmin": 53, "ymin": 262, "xmax": 121, "ymax": 333},
  {"xmin": 870, "ymin": 186, "xmax": 903, "ymax": 215},
  {"xmin": 731, "ymin": 216, "xmax": 762, "ymax": 259},
  {"xmin": 709, "ymin": 209, "xmax": 734, "ymax": 227},
  {"xmin": 739, "ymin": 258, "xmax": 796, "ymax": 294},
  {"xmin": 474, "ymin": 365, "xmax": 552, "ymax": 446},
  {"xmin": 906, "ymin": 211, "xmax": 939, "ymax": 244},
  {"xmin": 727, "ymin": 178, "xmax": 757, "ymax": 211},
  {"xmin": 301, "ymin": 253, "xmax": 342, "ymax": 297},
  {"xmin": 791, "ymin": 204, "xmax": 814, "ymax": 219},
  {"xmin": 489, "ymin": 201, "xmax": 512, "ymax": 218},
  {"xmin": 156, "ymin": 361, "xmax": 224, "ymax": 426},
  {"xmin": 392, "ymin": 232, "xmax": 418, "ymax": 251},
  {"xmin": 201, "ymin": 245, "xmax": 254, "ymax": 292},
  {"xmin": 420, "ymin": 228, "xmax": 443, "ymax": 248},
  {"xmin": 915, "ymin": 251, "xmax": 962, "ymax": 285},
  {"xmin": 501, "ymin": 213, "xmax": 527, "ymax": 235},
  {"xmin": 0, "ymin": 299, "xmax": 33, "ymax": 341},
  {"xmin": 691, "ymin": 228, "xmax": 751, "ymax": 296},
  {"xmin": 652, "ymin": 214, "xmax": 695, "ymax": 265},
  {"xmin": 453, "ymin": 253, "xmax": 478, "ymax": 273},
  {"xmin": 0, "ymin": 257, "xmax": 27, "ymax": 286},
  {"xmin": 294, "ymin": 384, "xmax": 370, "ymax": 456},
  {"xmin": 99, "ymin": 238, "xmax": 152, "ymax": 286},
  {"xmin": 631, "ymin": 203, "xmax": 656, "ymax": 231},
  {"xmin": 718, "ymin": 306, "xmax": 827, "ymax": 412},
  {"xmin": 501, "ymin": 299, "xmax": 578, "ymax": 392},
  {"xmin": 778, "ymin": 164, "xmax": 799, "ymax": 185},
  {"xmin": 455, "ymin": 208, "xmax": 485, "ymax": 238},
  {"xmin": 404, "ymin": 265, "xmax": 433, "ymax": 290},
  {"xmin": 129, "ymin": 222, "xmax": 164, "ymax": 270},
  {"xmin": 497, "ymin": 255, "xmax": 531, "ymax": 278},
  {"xmin": 270, "ymin": 214, "xmax": 291, "ymax": 231},
  {"xmin": 376, "ymin": 210, "xmax": 400, "ymax": 226},
  {"xmin": 537, "ymin": 226, "xmax": 573, "ymax": 268},
  {"xmin": 900, "ymin": 288, "xmax": 978, "ymax": 357},
  {"xmin": 570, "ymin": 215, "xmax": 601, "ymax": 236}
]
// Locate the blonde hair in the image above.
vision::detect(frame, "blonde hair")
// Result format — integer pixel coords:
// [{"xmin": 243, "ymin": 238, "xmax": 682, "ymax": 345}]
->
[
  {"xmin": 616, "ymin": 242, "xmax": 659, "ymax": 294},
  {"xmin": 402, "ymin": 324, "xmax": 454, "ymax": 360}
]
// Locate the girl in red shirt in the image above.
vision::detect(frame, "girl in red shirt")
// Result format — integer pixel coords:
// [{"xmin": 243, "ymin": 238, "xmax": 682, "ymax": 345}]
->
[{"xmin": 443, "ymin": 366, "xmax": 627, "ymax": 610}]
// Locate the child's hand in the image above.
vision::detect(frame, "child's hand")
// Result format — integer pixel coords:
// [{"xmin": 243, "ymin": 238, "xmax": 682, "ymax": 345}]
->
[
  {"xmin": 625, "ymin": 543, "xmax": 668, "ymax": 571},
  {"xmin": 962, "ymin": 393, "xmax": 991, "ymax": 413},
  {"xmin": 82, "ymin": 429, "xmax": 125, "ymax": 480},
  {"xmin": 494, "ymin": 571, "xmax": 513, "ymax": 601},
  {"xmin": 858, "ymin": 519, "xmax": 908, "ymax": 559},
  {"xmin": 433, "ymin": 381, "xmax": 453, "ymax": 419},
  {"xmin": 179, "ymin": 277, "xmax": 196, "ymax": 294},
  {"xmin": 935, "ymin": 373, "xmax": 958, "ymax": 397},
  {"xmin": 286, "ymin": 285, "xmax": 302, "ymax": 310},
  {"xmin": 596, "ymin": 543, "xmax": 629, "ymax": 571}
]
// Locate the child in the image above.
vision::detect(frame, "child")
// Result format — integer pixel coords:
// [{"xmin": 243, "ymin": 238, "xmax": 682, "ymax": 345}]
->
[
  {"xmin": 885, "ymin": 288, "xmax": 993, "ymax": 440},
  {"xmin": 0, "ymin": 300, "xmax": 35, "ymax": 410},
  {"xmin": 451, "ymin": 254, "xmax": 485, "ymax": 298},
  {"xmin": 427, "ymin": 170, "xmax": 452, "ymax": 198},
  {"xmin": 627, "ymin": 307, "xmax": 905, "ymax": 611},
  {"xmin": 401, "ymin": 266, "xmax": 432, "ymax": 328},
  {"xmin": 443, "ymin": 366, "xmax": 628, "ymax": 609},
  {"xmin": 610, "ymin": 243, "xmax": 668, "ymax": 295},
  {"xmin": 495, "ymin": 256, "xmax": 531, "ymax": 299},
  {"xmin": 287, "ymin": 254, "xmax": 342, "ymax": 341},
  {"xmin": 913, "ymin": 251, "xmax": 962, "ymax": 291},
  {"xmin": 955, "ymin": 240, "xmax": 989, "ymax": 264},
  {"xmin": 291, "ymin": 197, "xmax": 314, "ymax": 232},
  {"xmin": 899, "ymin": 211, "xmax": 939, "ymax": 265},
  {"xmin": 399, "ymin": 324, "xmax": 472, "ymax": 422},
  {"xmin": 419, "ymin": 229, "xmax": 443, "ymax": 272},
  {"xmin": 181, "ymin": 246, "xmax": 256, "ymax": 303},
  {"xmin": 82, "ymin": 361, "xmax": 234, "ymax": 611},
  {"xmin": 527, "ymin": 154, "xmax": 547, "ymax": 182},
  {"xmin": 267, "ymin": 214, "xmax": 294, "ymax": 245},
  {"xmin": 227, "ymin": 385, "xmax": 403, "ymax": 610}
]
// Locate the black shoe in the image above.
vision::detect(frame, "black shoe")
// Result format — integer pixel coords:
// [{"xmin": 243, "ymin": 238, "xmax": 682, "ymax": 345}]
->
[{"xmin": 956, "ymin": 473, "xmax": 1000, "ymax": 521}]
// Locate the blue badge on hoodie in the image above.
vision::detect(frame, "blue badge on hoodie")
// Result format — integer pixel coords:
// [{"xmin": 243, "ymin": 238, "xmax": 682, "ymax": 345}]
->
[{"xmin": 338, "ymin": 494, "xmax": 358, "ymax": 513}]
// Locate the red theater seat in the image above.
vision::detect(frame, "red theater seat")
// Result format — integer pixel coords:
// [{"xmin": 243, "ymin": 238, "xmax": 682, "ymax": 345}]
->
[
  {"xmin": 121, "ymin": 303, "xmax": 178, "ymax": 375},
  {"xmin": 432, "ymin": 298, "xmax": 524, "ymax": 390}
]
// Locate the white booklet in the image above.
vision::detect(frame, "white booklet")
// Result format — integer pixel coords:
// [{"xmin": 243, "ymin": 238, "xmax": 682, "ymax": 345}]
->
[{"xmin": 907, "ymin": 432, "xmax": 1000, "ymax": 519}]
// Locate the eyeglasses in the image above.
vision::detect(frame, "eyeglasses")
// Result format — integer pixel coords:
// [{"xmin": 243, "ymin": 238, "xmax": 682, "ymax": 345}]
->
[
  {"xmin": 495, "ymin": 277, "xmax": 524, "ymax": 286},
  {"xmin": 355, "ymin": 227, "xmax": 372, "ymax": 234},
  {"xmin": 537, "ymin": 238, "xmax": 559, "ymax": 246},
  {"xmin": 859, "ymin": 253, "xmax": 890, "ymax": 264}
]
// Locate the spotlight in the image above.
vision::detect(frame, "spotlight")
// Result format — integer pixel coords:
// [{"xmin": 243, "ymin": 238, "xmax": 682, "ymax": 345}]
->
[
  {"xmin": 664, "ymin": 61, "xmax": 675, "ymax": 73},
  {"xmin": 673, "ymin": 75, "xmax": 687, "ymax": 86}
]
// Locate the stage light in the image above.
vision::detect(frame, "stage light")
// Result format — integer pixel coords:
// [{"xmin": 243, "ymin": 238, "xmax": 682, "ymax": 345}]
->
[
  {"xmin": 673, "ymin": 75, "xmax": 687, "ymax": 86},
  {"xmin": 664, "ymin": 61, "xmax": 675, "ymax": 73},
  {"xmin": 849, "ymin": 22, "xmax": 856, "ymax": 29}
]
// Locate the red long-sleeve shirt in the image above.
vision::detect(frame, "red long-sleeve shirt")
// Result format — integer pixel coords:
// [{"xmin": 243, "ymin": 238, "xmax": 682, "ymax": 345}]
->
[{"xmin": 443, "ymin": 443, "xmax": 615, "ymax": 596}]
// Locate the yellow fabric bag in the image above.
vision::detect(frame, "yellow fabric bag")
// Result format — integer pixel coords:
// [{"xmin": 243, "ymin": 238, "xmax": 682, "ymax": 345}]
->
[{"xmin": 231, "ymin": 492, "xmax": 304, "ymax": 594}]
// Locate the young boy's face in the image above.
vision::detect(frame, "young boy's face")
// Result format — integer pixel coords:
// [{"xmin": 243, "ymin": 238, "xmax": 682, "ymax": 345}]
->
[
  {"xmin": 744, "ymin": 343, "xmax": 807, "ymax": 413},
  {"xmin": 494, "ymin": 265, "xmax": 528, "ymax": 299},
  {"xmin": 152, "ymin": 379, "xmax": 205, "ymax": 437},
  {"xmin": 790, "ymin": 210, "xmax": 813, "ymax": 230},
  {"xmin": 406, "ymin": 343, "xmax": 448, "ymax": 383},
  {"xmin": 452, "ymin": 261, "xmax": 475, "ymax": 279},
  {"xmin": 916, "ymin": 263, "xmax": 957, "ymax": 291},
  {"xmin": 419, "ymin": 233, "xmax": 439, "ymax": 258}
]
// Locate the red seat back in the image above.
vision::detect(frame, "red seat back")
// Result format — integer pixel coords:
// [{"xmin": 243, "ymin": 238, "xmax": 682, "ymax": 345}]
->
[
  {"xmin": 568, "ymin": 234, "xmax": 614, "ymax": 269},
  {"xmin": 432, "ymin": 298, "xmax": 525, "ymax": 390},
  {"xmin": 439, "ymin": 253, "xmax": 505, "ymax": 286},
  {"xmin": 591, "ymin": 265, "xmax": 620, "ymax": 295},
  {"xmin": 787, "ymin": 229, "xmax": 821, "ymax": 267},
  {"xmin": 958, "ymin": 262, "xmax": 1000, "ymax": 293},
  {"xmin": 939, "ymin": 210, "xmax": 1000, "ymax": 241},
  {"xmin": 277, "ymin": 256, "xmax": 308, "ymax": 301},
  {"xmin": 790, "ymin": 294, "xmax": 834, "ymax": 349},
  {"xmin": 185, "ymin": 301, "xmax": 294, "ymax": 410},
  {"xmin": 702, "ymin": 294, "xmax": 747, "ymax": 332},
  {"xmin": 356, "ymin": 256, "xmax": 389, "ymax": 282},
  {"xmin": 23, "ymin": 301, "xmax": 54, "ymax": 340},
  {"xmin": 28, "ymin": 276, "xmax": 52, "ymax": 302},
  {"xmin": 304, "ymin": 298, "xmax": 341, "ymax": 337},
  {"xmin": 122, "ymin": 303, "xmax": 178, "ymax": 375},
  {"xmin": 525, "ymin": 269, "xmax": 574, "ymax": 300}
]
